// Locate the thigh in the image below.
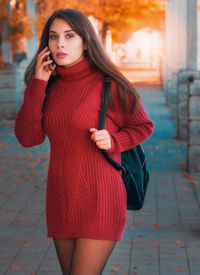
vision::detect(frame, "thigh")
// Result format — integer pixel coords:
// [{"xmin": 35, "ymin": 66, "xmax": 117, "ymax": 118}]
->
[
  {"xmin": 69, "ymin": 238, "xmax": 117, "ymax": 275},
  {"xmin": 53, "ymin": 238, "xmax": 76, "ymax": 275}
]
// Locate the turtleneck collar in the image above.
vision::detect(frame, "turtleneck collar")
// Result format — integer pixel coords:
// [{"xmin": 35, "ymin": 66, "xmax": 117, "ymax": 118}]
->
[{"xmin": 55, "ymin": 58, "xmax": 102, "ymax": 88}]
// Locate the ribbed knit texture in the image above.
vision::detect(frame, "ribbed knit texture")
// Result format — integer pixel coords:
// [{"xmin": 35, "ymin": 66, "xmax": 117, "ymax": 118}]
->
[{"xmin": 14, "ymin": 58, "xmax": 154, "ymax": 241}]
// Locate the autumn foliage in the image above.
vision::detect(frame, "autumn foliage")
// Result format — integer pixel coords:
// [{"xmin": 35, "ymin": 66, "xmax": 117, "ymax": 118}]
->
[{"xmin": 0, "ymin": 0, "xmax": 166, "ymax": 64}]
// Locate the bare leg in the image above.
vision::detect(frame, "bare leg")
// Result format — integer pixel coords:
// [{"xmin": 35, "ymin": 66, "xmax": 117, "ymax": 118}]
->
[
  {"xmin": 69, "ymin": 238, "xmax": 117, "ymax": 275},
  {"xmin": 53, "ymin": 238, "xmax": 76, "ymax": 275}
]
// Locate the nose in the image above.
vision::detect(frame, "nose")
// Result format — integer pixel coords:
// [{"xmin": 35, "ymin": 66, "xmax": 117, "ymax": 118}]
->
[{"xmin": 57, "ymin": 37, "xmax": 65, "ymax": 48}]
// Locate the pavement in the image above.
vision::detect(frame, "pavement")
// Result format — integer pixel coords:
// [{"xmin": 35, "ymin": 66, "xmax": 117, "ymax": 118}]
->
[{"xmin": 0, "ymin": 84, "xmax": 200, "ymax": 275}]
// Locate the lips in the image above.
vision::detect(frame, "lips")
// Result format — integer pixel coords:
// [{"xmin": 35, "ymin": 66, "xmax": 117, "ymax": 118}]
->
[{"xmin": 56, "ymin": 52, "xmax": 67, "ymax": 58}]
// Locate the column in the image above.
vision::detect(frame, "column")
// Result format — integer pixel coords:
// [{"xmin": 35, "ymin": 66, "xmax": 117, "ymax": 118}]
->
[
  {"xmin": 187, "ymin": 79, "xmax": 200, "ymax": 171},
  {"xmin": 1, "ymin": 2, "xmax": 12, "ymax": 64},
  {"xmin": 186, "ymin": 0, "xmax": 200, "ymax": 171}
]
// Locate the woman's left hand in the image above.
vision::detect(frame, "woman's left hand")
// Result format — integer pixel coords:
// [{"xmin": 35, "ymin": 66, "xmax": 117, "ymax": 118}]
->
[{"xmin": 89, "ymin": 128, "xmax": 111, "ymax": 150}]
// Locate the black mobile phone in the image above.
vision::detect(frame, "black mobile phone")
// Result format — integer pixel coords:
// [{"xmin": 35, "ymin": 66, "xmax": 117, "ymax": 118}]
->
[{"xmin": 44, "ymin": 52, "xmax": 54, "ymax": 72}]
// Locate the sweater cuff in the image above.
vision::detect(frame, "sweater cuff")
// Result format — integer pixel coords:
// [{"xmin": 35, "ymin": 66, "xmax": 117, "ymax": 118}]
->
[
  {"xmin": 30, "ymin": 76, "xmax": 48, "ymax": 91},
  {"xmin": 104, "ymin": 134, "xmax": 117, "ymax": 154}
]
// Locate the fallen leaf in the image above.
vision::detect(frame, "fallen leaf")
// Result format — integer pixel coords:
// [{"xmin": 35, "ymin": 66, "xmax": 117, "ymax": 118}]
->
[
  {"xmin": 154, "ymin": 223, "xmax": 160, "ymax": 227},
  {"xmin": 174, "ymin": 141, "xmax": 181, "ymax": 146},
  {"xmin": 21, "ymin": 174, "xmax": 29, "ymax": 180},
  {"xmin": 23, "ymin": 242, "xmax": 29, "ymax": 247},
  {"xmin": 131, "ymin": 265, "xmax": 137, "ymax": 270},
  {"xmin": 130, "ymin": 226, "xmax": 135, "ymax": 230},
  {"xmin": 12, "ymin": 266, "xmax": 21, "ymax": 270},
  {"xmin": 109, "ymin": 268, "xmax": 119, "ymax": 272},
  {"xmin": 179, "ymin": 162, "xmax": 186, "ymax": 167},
  {"xmin": 182, "ymin": 173, "xmax": 194, "ymax": 182},
  {"xmin": 126, "ymin": 215, "xmax": 132, "ymax": 218},
  {"xmin": 180, "ymin": 245, "xmax": 187, "ymax": 248},
  {"xmin": 153, "ymin": 241, "xmax": 159, "ymax": 246},
  {"xmin": 0, "ymin": 144, "xmax": 10, "ymax": 149},
  {"xmin": 27, "ymin": 200, "xmax": 32, "ymax": 204},
  {"xmin": 177, "ymin": 268, "xmax": 184, "ymax": 271},
  {"xmin": 175, "ymin": 240, "xmax": 181, "ymax": 244},
  {"xmin": 24, "ymin": 266, "xmax": 29, "ymax": 271}
]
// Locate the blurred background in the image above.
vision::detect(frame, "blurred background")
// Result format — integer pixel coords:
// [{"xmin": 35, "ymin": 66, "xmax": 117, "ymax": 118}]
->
[{"xmin": 1, "ymin": 1, "xmax": 200, "ymax": 274}]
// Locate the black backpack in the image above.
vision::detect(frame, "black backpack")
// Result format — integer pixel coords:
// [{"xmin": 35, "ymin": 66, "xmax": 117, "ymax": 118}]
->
[{"xmin": 98, "ymin": 77, "xmax": 150, "ymax": 210}]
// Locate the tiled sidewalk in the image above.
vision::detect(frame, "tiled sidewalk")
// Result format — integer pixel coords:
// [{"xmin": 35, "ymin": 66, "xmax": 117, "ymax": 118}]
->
[{"xmin": 0, "ymin": 85, "xmax": 200, "ymax": 275}]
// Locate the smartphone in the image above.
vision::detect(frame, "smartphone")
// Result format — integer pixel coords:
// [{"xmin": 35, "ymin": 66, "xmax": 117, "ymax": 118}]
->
[{"xmin": 44, "ymin": 52, "xmax": 54, "ymax": 72}]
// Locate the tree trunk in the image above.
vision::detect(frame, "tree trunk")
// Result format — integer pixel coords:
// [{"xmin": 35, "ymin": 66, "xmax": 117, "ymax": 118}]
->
[{"xmin": 100, "ymin": 22, "xmax": 109, "ymax": 47}]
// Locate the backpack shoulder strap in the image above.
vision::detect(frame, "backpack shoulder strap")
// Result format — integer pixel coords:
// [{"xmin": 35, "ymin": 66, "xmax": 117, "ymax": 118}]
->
[{"xmin": 98, "ymin": 76, "xmax": 122, "ymax": 172}]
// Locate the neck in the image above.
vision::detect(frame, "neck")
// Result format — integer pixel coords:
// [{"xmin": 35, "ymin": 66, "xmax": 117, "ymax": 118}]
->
[{"xmin": 56, "ymin": 58, "xmax": 98, "ymax": 84}]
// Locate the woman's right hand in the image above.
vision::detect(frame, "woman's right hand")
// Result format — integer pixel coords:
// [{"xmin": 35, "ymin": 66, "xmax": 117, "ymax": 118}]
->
[{"xmin": 34, "ymin": 46, "xmax": 56, "ymax": 81}]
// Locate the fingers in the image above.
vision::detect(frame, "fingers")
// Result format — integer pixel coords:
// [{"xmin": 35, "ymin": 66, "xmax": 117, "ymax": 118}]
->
[
  {"xmin": 34, "ymin": 46, "xmax": 56, "ymax": 80},
  {"xmin": 90, "ymin": 129, "xmax": 108, "ymax": 142},
  {"xmin": 37, "ymin": 47, "xmax": 53, "ymax": 67},
  {"xmin": 89, "ymin": 128, "xmax": 111, "ymax": 150},
  {"xmin": 43, "ymin": 59, "xmax": 53, "ymax": 66}
]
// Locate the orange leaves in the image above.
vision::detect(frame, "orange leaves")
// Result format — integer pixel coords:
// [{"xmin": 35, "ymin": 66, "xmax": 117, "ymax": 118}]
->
[
  {"xmin": 12, "ymin": 265, "xmax": 21, "ymax": 270},
  {"xmin": 0, "ymin": 144, "xmax": 10, "ymax": 150},
  {"xmin": 153, "ymin": 241, "xmax": 159, "ymax": 247},
  {"xmin": 109, "ymin": 261, "xmax": 123, "ymax": 272},
  {"xmin": 175, "ymin": 240, "xmax": 187, "ymax": 249},
  {"xmin": 154, "ymin": 223, "xmax": 160, "ymax": 228},
  {"xmin": 182, "ymin": 173, "xmax": 199, "ymax": 185},
  {"xmin": 175, "ymin": 240, "xmax": 181, "ymax": 244},
  {"xmin": 177, "ymin": 268, "xmax": 184, "ymax": 272},
  {"xmin": 12, "ymin": 264, "xmax": 30, "ymax": 271},
  {"xmin": 174, "ymin": 141, "xmax": 181, "ymax": 146},
  {"xmin": 109, "ymin": 268, "xmax": 119, "ymax": 272}
]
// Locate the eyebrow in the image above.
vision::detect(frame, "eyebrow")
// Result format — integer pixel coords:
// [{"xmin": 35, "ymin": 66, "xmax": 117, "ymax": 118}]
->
[{"xmin": 49, "ymin": 30, "xmax": 74, "ymax": 33}]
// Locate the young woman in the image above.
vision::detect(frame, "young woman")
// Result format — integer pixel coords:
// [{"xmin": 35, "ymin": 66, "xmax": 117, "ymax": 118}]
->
[{"xmin": 14, "ymin": 8, "xmax": 154, "ymax": 275}]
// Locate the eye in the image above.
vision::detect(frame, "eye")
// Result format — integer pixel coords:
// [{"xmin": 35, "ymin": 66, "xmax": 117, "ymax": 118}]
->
[
  {"xmin": 66, "ymin": 33, "xmax": 74, "ymax": 39},
  {"xmin": 49, "ymin": 35, "xmax": 57, "ymax": 40}
]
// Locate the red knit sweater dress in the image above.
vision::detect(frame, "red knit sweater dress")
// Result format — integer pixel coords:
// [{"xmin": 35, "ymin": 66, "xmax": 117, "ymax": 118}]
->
[{"xmin": 14, "ymin": 58, "xmax": 154, "ymax": 241}]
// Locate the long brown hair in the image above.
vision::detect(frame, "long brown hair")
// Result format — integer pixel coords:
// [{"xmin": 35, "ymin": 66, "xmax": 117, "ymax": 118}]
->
[{"xmin": 25, "ymin": 8, "xmax": 140, "ymax": 114}]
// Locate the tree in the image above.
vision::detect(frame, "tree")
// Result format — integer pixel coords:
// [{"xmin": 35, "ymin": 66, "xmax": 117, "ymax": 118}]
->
[
  {"xmin": 0, "ymin": 0, "xmax": 33, "ymax": 65},
  {"xmin": 0, "ymin": 0, "xmax": 165, "ymax": 66},
  {"xmin": 36, "ymin": 0, "xmax": 166, "ymax": 45}
]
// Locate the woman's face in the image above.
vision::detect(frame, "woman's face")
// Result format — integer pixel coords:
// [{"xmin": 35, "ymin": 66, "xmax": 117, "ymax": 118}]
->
[{"xmin": 48, "ymin": 18, "xmax": 86, "ymax": 68}]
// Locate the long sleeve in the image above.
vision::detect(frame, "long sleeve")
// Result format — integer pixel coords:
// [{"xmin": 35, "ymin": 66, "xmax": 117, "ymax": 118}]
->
[
  {"xmin": 105, "ymin": 81, "xmax": 154, "ymax": 154},
  {"xmin": 14, "ymin": 76, "xmax": 48, "ymax": 148}
]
